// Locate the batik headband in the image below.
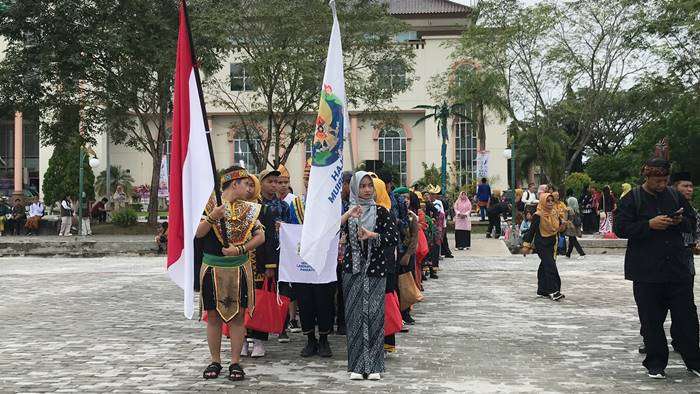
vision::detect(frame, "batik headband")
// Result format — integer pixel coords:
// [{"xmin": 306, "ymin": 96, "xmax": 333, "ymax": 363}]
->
[
  {"xmin": 221, "ymin": 169, "xmax": 250, "ymax": 184},
  {"xmin": 642, "ymin": 165, "xmax": 670, "ymax": 177}
]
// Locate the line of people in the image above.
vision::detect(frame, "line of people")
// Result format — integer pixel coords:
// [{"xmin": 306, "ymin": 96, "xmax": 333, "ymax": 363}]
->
[{"xmin": 194, "ymin": 164, "xmax": 453, "ymax": 382}]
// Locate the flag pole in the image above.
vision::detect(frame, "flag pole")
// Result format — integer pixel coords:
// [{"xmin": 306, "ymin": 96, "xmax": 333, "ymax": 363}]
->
[{"xmin": 181, "ymin": 0, "xmax": 228, "ymax": 245}]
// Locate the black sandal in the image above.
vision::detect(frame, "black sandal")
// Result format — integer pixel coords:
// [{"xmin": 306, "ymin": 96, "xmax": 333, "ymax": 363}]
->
[
  {"xmin": 228, "ymin": 363, "xmax": 245, "ymax": 381},
  {"xmin": 203, "ymin": 362, "xmax": 222, "ymax": 379}
]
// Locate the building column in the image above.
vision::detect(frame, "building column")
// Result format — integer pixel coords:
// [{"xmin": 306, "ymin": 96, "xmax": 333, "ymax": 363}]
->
[
  {"xmin": 350, "ymin": 115, "xmax": 359, "ymax": 168},
  {"xmin": 13, "ymin": 111, "xmax": 23, "ymax": 196}
]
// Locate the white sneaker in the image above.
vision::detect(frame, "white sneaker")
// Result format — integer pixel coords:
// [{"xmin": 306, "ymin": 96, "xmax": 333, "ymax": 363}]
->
[
  {"xmin": 349, "ymin": 372, "xmax": 364, "ymax": 380},
  {"xmin": 250, "ymin": 339, "xmax": 266, "ymax": 358},
  {"xmin": 367, "ymin": 373, "xmax": 381, "ymax": 380},
  {"xmin": 577, "ymin": 255, "xmax": 586, "ymax": 260},
  {"xmin": 240, "ymin": 340, "xmax": 249, "ymax": 357}
]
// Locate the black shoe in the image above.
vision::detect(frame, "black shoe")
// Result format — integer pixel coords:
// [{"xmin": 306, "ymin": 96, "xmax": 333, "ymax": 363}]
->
[
  {"xmin": 486, "ymin": 234, "xmax": 492, "ymax": 238},
  {"xmin": 688, "ymin": 368, "xmax": 700, "ymax": 377},
  {"xmin": 647, "ymin": 369, "xmax": 666, "ymax": 379},
  {"xmin": 289, "ymin": 319, "xmax": 301, "ymax": 333},
  {"xmin": 403, "ymin": 313, "xmax": 415, "ymax": 325},
  {"xmin": 336, "ymin": 324, "xmax": 346, "ymax": 335},
  {"xmin": 278, "ymin": 331, "xmax": 290, "ymax": 343},
  {"xmin": 318, "ymin": 336, "xmax": 332, "ymax": 358},
  {"xmin": 429, "ymin": 273, "xmax": 439, "ymax": 279},
  {"xmin": 445, "ymin": 254, "xmax": 454, "ymax": 258},
  {"xmin": 638, "ymin": 344, "xmax": 646, "ymax": 354},
  {"xmin": 549, "ymin": 291, "xmax": 564, "ymax": 301},
  {"xmin": 300, "ymin": 338, "xmax": 318, "ymax": 357}
]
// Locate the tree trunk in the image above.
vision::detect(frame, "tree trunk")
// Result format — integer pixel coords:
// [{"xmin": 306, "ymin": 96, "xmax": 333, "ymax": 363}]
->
[
  {"xmin": 477, "ymin": 100, "xmax": 486, "ymax": 151},
  {"xmin": 147, "ymin": 148, "xmax": 163, "ymax": 225}
]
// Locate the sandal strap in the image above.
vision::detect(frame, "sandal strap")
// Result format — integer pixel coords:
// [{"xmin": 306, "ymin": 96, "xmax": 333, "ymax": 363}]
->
[
  {"xmin": 229, "ymin": 363, "xmax": 245, "ymax": 376},
  {"xmin": 205, "ymin": 362, "xmax": 222, "ymax": 372}
]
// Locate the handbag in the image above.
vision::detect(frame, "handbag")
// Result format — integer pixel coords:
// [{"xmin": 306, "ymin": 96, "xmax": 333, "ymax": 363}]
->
[
  {"xmin": 398, "ymin": 271, "xmax": 424, "ymax": 311},
  {"xmin": 244, "ymin": 277, "xmax": 290, "ymax": 334},
  {"xmin": 384, "ymin": 291, "xmax": 403, "ymax": 336}
]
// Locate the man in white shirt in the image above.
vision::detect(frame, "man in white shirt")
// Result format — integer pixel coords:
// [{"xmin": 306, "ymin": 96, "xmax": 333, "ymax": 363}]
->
[
  {"xmin": 26, "ymin": 198, "xmax": 45, "ymax": 235},
  {"xmin": 521, "ymin": 183, "xmax": 539, "ymax": 211}
]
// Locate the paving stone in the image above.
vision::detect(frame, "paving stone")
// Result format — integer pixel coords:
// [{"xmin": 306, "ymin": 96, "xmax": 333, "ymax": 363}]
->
[{"xmin": 0, "ymin": 253, "xmax": 698, "ymax": 392}]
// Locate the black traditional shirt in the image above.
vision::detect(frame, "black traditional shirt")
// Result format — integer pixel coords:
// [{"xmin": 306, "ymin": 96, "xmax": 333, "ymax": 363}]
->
[
  {"xmin": 256, "ymin": 195, "xmax": 290, "ymax": 271},
  {"xmin": 342, "ymin": 206, "xmax": 399, "ymax": 278},
  {"xmin": 614, "ymin": 187, "xmax": 695, "ymax": 283}
]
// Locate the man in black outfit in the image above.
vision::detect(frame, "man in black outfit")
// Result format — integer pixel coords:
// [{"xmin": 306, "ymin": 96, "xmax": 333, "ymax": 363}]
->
[{"xmin": 614, "ymin": 158, "xmax": 700, "ymax": 379}]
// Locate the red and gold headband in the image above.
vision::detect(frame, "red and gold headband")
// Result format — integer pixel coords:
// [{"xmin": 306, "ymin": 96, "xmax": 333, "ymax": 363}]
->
[{"xmin": 221, "ymin": 169, "xmax": 251, "ymax": 185}]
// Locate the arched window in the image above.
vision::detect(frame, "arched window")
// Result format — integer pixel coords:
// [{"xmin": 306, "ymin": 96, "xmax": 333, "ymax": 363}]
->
[
  {"xmin": 233, "ymin": 138, "xmax": 260, "ymax": 174},
  {"xmin": 378, "ymin": 127, "xmax": 407, "ymax": 186}
]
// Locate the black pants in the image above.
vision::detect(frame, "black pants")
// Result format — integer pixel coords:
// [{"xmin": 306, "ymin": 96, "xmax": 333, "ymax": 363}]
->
[
  {"xmin": 487, "ymin": 216, "xmax": 501, "ymax": 238},
  {"xmin": 441, "ymin": 231, "xmax": 452, "ymax": 256},
  {"xmin": 93, "ymin": 211, "xmax": 106, "ymax": 223},
  {"xmin": 296, "ymin": 282, "xmax": 335, "ymax": 336},
  {"xmin": 566, "ymin": 236, "xmax": 585, "ymax": 257},
  {"xmin": 536, "ymin": 248, "xmax": 561, "ymax": 296},
  {"xmin": 8, "ymin": 219, "xmax": 24, "ymax": 235},
  {"xmin": 633, "ymin": 281, "xmax": 700, "ymax": 371}
]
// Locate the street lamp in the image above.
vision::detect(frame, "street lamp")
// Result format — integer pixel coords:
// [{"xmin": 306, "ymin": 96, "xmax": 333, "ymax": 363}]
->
[
  {"xmin": 79, "ymin": 146, "xmax": 100, "ymax": 235},
  {"xmin": 503, "ymin": 143, "xmax": 516, "ymax": 243}
]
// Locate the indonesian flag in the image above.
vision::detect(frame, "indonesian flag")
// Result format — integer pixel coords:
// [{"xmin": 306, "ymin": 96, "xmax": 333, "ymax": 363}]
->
[
  {"xmin": 300, "ymin": 1, "xmax": 348, "ymax": 273},
  {"xmin": 167, "ymin": 3, "xmax": 215, "ymax": 319}
]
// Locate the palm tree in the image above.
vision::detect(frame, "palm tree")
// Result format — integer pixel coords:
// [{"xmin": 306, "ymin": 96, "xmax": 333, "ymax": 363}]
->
[
  {"xmin": 448, "ymin": 60, "xmax": 509, "ymax": 151},
  {"xmin": 413, "ymin": 102, "xmax": 469, "ymax": 193},
  {"xmin": 95, "ymin": 165, "xmax": 135, "ymax": 197}
]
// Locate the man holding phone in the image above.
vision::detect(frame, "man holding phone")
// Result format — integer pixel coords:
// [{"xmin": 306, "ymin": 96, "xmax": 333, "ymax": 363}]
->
[{"xmin": 614, "ymin": 158, "xmax": 700, "ymax": 379}]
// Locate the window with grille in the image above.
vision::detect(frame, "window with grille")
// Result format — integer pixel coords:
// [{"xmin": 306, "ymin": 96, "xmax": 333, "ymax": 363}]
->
[
  {"xmin": 378, "ymin": 128, "xmax": 407, "ymax": 186},
  {"xmin": 377, "ymin": 62, "xmax": 407, "ymax": 91},
  {"xmin": 230, "ymin": 63, "xmax": 255, "ymax": 91},
  {"xmin": 233, "ymin": 138, "xmax": 260, "ymax": 174},
  {"xmin": 454, "ymin": 113, "xmax": 477, "ymax": 187}
]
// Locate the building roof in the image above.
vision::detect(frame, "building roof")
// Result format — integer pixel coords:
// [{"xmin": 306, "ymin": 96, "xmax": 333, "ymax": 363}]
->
[{"xmin": 388, "ymin": 0, "xmax": 471, "ymax": 15}]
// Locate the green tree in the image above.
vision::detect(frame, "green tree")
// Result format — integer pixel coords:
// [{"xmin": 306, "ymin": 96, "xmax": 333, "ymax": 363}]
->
[
  {"xmin": 207, "ymin": 0, "xmax": 415, "ymax": 170},
  {"xmin": 0, "ymin": 0, "xmax": 231, "ymax": 224},
  {"xmin": 42, "ymin": 110, "xmax": 95, "ymax": 207},
  {"xmin": 452, "ymin": 0, "xmax": 649, "ymax": 176},
  {"xmin": 514, "ymin": 124, "xmax": 568, "ymax": 186},
  {"xmin": 95, "ymin": 166, "xmax": 135, "ymax": 198}
]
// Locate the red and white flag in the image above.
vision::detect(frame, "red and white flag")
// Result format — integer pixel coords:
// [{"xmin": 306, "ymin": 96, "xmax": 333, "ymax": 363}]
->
[{"xmin": 167, "ymin": 3, "xmax": 215, "ymax": 319}]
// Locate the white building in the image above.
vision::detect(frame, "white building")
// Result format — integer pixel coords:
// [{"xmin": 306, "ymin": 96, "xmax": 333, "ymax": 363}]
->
[{"xmin": 6, "ymin": 0, "xmax": 510, "ymax": 200}]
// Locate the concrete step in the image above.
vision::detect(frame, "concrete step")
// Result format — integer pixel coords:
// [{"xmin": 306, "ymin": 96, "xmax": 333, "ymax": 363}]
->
[{"xmin": 0, "ymin": 235, "xmax": 157, "ymax": 257}]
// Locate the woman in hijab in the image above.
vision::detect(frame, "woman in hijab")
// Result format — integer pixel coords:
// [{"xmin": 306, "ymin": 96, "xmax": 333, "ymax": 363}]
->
[
  {"xmin": 598, "ymin": 185, "xmax": 616, "ymax": 235},
  {"xmin": 522, "ymin": 193, "xmax": 566, "ymax": 301},
  {"xmin": 564, "ymin": 189, "xmax": 586, "ymax": 258},
  {"xmin": 580, "ymin": 185, "xmax": 597, "ymax": 234},
  {"xmin": 453, "ymin": 191, "xmax": 472, "ymax": 250},
  {"xmin": 341, "ymin": 171, "xmax": 399, "ymax": 380}
]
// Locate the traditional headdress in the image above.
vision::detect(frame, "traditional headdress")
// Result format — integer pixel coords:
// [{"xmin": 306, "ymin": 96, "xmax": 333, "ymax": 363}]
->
[
  {"xmin": 277, "ymin": 164, "xmax": 290, "ymax": 179},
  {"xmin": 220, "ymin": 168, "xmax": 251, "ymax": 185}
]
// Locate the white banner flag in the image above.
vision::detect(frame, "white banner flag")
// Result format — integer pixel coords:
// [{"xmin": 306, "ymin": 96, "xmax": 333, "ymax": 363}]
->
[
  {"xmin": 279, "ymin": 224, "xmax": 338, "ymax": 284},
  {"xmin": 299, "ymin": 0, "xmax": 348, "ymax": 273}
]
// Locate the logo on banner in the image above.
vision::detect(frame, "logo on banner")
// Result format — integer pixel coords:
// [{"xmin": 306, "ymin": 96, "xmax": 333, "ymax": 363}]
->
[{"xmin": 312, "ymin": 84, "xmax": 344, "ymax": 167}]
